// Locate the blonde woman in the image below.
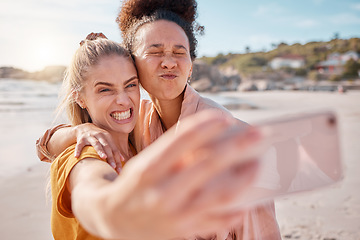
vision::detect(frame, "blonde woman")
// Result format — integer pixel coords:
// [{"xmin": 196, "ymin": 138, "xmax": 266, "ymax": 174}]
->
[{"xmin": 49, "ymin": 33, "xmax": 140, "ymax": 239}]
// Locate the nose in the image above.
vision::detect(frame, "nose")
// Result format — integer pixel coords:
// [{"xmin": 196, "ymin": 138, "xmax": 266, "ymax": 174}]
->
[
  {"xmin": 115, "ymin": 91, "xmax": 131, "ymax": 106},
  {"xmin": 161, "ymin": 53, "xmax": 177, "ymax": 69}
]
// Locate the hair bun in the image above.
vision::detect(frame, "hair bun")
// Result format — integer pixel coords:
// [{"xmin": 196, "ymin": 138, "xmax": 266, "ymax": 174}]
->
[
  {"xmin": 80, "ymin": 32, "xmax": 108, "ymax": 46},
  {"xmin": 117, "ymin": 0, "xmax": 198, "ymax": 34}
]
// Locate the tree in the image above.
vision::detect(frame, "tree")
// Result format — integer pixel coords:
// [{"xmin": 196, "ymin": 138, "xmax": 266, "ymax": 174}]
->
[
  {"xmin": 333, "ymin": 32, "xmax": 340, "ymax": 40},
  {"xmin": 342, "ymin": 59, "xmax": 360, "ymax": 79},
  {"xmin": 278, "ymin": 42, "xmax": 288, "ymax": 48}
]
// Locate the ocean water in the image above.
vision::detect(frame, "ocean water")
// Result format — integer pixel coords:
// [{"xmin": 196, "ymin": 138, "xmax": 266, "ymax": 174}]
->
[
  {"xmin": 0, "ymin": 79, "xmax": 60, "ymax": 112},
  {"xmin": 0, "ymin": 79, "xmax": 61, "ymax": 178}
]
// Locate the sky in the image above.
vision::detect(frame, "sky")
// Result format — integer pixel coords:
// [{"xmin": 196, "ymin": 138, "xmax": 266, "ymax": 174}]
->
[{"xmin": 0, "ymin": 0, "xmax": 359, "ymax": 72}]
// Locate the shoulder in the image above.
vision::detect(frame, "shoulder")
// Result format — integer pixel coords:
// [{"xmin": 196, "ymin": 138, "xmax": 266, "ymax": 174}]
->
[
  {"xmin": 185, "ymin": 86, "xmax": 248, "ymax": 127},
  {"xmin": 196, "ymin": 95, "xmax": 237, "ymax": 125},
  {"xmin": 138, "ymin": 98, "xmax": 156, "ymax": 119},
  {"xmin": 140, "ymin": 98, "xmax": 153, "ymax": 110},
  {"xmin": 51, "ymin": 145, "xmax": 104, "ymax": 217},
  {"xmin": 198, "ymin": 96, "xmax": 249, "ymax": 128},
  {"xmin": 184, "ymin": 85, "xmax": 229, "ymax": 115},
  {"xmin": 199, "ymin": 96, "xmax": 230, "ymax": 113},
  {"xmin": 52, "ymin": 145, "xmax": 103, "ymax": 171}
]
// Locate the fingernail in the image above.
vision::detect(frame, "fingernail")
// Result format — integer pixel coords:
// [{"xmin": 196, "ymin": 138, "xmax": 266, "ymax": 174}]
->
[
  {"xmin": 116, "ymin": 168, "xmax": 122, "ymax": 173},
  {"xmin": 101, "ymin": 153, "xmax": 107, "ymax": 159},
  {"xmin": 110, "ymin": 162, "xmax": 116, "ymax": 168}
]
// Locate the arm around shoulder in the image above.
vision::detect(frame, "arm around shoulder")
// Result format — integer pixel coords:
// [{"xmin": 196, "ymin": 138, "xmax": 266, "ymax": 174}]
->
[{"xmin": 36, "ymin": 124, "xmax": 72, "ymax": 162}]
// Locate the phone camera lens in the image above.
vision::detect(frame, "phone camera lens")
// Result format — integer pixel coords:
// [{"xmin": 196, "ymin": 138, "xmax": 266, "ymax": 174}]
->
[{"xmin": 328, "ymin": 117, "xmax": 336, "ymax": 126}]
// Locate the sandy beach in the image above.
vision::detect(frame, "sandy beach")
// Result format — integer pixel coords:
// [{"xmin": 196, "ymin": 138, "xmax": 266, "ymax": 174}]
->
[{"xmin": 1, "ymin": 88, "xmax": 359, "ymax": 239}]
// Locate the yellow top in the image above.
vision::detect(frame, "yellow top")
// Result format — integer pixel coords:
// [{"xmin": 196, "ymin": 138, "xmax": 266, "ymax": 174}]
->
[{"xmin": 50, "ymin": 144, "xmax": 105, "ymax": 240}]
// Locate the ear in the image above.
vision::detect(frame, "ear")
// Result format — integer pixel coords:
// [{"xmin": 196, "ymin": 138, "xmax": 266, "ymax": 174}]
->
[
  {"xmin": 188, "ymin": 64, "xmax": 193, "ymax": 79},
  {"xmin": 188, "ymin": 64, "xmax": 194, "ymax": 81},
  {"xmin": 73, "ymin": 90, "xmax": 86, "ymax": 109}
]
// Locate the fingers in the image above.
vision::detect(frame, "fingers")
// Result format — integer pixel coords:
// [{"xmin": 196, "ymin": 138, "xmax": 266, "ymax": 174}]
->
[
  {"xmin": 96, "ymin": 134, "xmax": 124, "ymax": 172},
  {"xmin": 85, "ymin": 32, "xmax": 107, "ymax": 41},
  {"xmin": 178, "ymin": 207, "xmax": 245, "ymax": 238},
  {"xmin": 115, "ymin": 152, "xmax": 125, "ymax": 173},
  {"xmin": 73, "ymin": 126, "xmax": 123, "ymax": 172},
  {"xmin": 74, "ymin": 137, "xmax": 94, "ymax": 158},
  {"xmin": 162, "ymin": 127, "xmax": 261, "ymax": 211},
  {"xmin": 98, "ymin": 138, "xmax": 115, "ymax": 165},
  {"xmin": 195, "ymin": 210, "xmax": 245, "ymax": 237},
  {"xmin": 99, "ymin": 139, "xmax": 124, "ymax": 173},
  {"xmin": 75, "ymin": 136, "xmax": 106, "ymax": 159},
  {"xmin": 187, "ymin": 161, "xmax": 259, "ymax": 213}
]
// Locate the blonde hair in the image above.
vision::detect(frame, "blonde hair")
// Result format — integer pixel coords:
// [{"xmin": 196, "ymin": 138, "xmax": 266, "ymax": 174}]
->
[{"xmin": 57, "ymin": 37, "xmax": 132, "ymax": 126}]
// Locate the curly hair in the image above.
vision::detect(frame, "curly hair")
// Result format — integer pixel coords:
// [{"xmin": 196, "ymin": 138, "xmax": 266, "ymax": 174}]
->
[{"xmin": 116, "ymin": 0, "xmax": 204, "ymax": 60}]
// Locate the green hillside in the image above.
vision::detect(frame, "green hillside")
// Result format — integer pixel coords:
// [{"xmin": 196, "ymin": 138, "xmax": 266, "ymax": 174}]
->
[{"xmin": 199, "ymin": 38, "xmax": 360, "ymax": 79}]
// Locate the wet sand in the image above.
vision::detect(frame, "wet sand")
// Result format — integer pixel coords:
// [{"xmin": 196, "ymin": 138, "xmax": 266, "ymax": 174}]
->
[{"xmin": 1, "ymin": 90, "xmax": 359, "ymax": 239}]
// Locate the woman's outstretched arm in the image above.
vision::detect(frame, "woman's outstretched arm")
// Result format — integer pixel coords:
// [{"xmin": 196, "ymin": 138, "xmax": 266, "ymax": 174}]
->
[{"xmin": 68, "ymin": 110, "xmax": 261, "ymax": 240}]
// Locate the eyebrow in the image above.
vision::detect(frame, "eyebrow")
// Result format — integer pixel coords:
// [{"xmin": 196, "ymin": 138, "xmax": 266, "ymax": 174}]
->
[
  {"xmin": 94, "ymin": 76, "xmax": 138, "ymax": 87},
  {"xmin": 124, "ymin": 76, "xmax": 139, "ymax": 86},
  {"xmin": 94, "ymin": 81, "xmax": 113, "ymax": 87},
  {"xmin": 147, "ymin": 44, "xmax": 188, "ymax": 51}
]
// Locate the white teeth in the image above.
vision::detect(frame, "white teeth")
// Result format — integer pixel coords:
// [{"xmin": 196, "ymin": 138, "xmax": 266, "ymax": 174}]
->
[{"xmin": 111, "ymin": 110, "xmax": 131, "ymax": 120}]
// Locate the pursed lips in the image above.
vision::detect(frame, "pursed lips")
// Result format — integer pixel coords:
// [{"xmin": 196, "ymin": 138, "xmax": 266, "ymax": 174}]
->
[{"xmin": 160, "ymin": 73, "xmax": 177, "ymax": 80}]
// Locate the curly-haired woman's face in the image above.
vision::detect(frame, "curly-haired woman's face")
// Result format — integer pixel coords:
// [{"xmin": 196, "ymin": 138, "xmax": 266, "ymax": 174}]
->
[{"xmin": 132, "ymin": 20, "xmax": 193, "ymax": 101}]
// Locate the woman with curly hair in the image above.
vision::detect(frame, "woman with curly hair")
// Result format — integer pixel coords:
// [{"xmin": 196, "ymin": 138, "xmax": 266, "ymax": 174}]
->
[
  {"xmin": 37, "ymin": 0, "xmax": 280, "ymax": 239},
  {"xmin": 115, "ymin": 1, "xmax": 281, "ymax": 239}
]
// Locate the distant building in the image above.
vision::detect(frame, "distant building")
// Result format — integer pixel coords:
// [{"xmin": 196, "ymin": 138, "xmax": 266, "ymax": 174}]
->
[
  {"xmin": 316, "ymin": 51, "xmax": 360, "ymax": 75},
  {"xmin": 269, "ymin": 54, "xmax": 305, "ymax": 70},
  {"xmin": 341, "ymin": 51, "xmax": 360, "ymax": 62}
]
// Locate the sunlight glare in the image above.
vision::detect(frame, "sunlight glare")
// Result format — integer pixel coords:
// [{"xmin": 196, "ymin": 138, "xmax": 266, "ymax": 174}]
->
[{"xmin": 28, "ymin": 40, "xmax": 65, "ymax": 72}]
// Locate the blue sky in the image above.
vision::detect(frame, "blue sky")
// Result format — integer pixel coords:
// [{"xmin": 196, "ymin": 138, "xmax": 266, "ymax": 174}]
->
[{"xmin": 1, "ymin": 0, "xmax": 359, "ymax": 71}]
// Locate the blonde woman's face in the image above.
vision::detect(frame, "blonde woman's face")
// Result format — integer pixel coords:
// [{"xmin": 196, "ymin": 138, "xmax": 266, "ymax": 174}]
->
[
  {"xmin": 133, "ymin": 20, "xmax": 193, "ymax": 101},
  {"xmin": 79, "ymin": 55, "xmax": 140, "ymax": 136}
]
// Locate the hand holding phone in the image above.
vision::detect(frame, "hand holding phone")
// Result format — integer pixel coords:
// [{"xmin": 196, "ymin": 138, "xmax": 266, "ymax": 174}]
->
[{"xmin": 216, "ymin": 110, "xmax": 343, "ymax": 211}]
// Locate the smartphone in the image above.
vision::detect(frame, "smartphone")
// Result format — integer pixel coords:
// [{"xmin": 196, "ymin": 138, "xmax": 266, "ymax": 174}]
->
[{"xmin": 220, "ymin": 110, "xmax": 343, "ymax": 210}]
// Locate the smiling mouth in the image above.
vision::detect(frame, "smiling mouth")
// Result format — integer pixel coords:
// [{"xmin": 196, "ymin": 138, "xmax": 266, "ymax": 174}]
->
[{"xmin": 110, "ymin": 109, "xmax": 131, "ymax": 121}]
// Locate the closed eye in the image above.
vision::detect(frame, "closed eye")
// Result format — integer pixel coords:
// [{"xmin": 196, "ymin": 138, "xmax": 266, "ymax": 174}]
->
[
  {"xmin": 99, "ymin": 88, "xmax": 111, "ymax": 93},
  {"xmin": 174, "ymin": 51, "xmax": 186, "ymax": 55},
  {"xmin": 149, "ymin": 51, "xmax": 163, "ymax": 56}
]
